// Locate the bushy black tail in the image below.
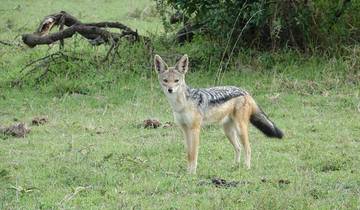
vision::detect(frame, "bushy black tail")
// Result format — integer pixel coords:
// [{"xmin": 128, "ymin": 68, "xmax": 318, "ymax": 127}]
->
[{"xmin": 250, "ymin": 108, "xmax": 283, "ymax": 139}]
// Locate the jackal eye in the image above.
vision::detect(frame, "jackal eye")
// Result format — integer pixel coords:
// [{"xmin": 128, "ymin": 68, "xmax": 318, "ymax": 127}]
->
[
  {"xmin": 174, "ymin": 79, "xmax": 179, "ymax": 83},
  {"xmin": 163, "ymin": 79, "xmax": 168, "ymax": 83}
]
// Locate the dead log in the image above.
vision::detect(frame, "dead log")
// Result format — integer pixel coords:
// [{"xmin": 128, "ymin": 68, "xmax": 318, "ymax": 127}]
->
[
  {"xmin": 16, "ymin": 11, "xmax": 153, "ymax": 85},
  {"xmin": 22, "ymin": 11, "xmax": 144, "ymax": 48}
]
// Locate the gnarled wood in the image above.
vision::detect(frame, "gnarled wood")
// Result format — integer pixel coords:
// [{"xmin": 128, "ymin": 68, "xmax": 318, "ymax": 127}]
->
[{"xmin": 22, "ymin": 11, "xmax": 144, "ymax": 48}]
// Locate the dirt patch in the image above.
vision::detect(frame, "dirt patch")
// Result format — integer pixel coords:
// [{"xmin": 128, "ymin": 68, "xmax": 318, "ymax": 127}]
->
[
  {"xmin": 198, "ymin": 178, "xmax": 250, "ymax": 188},
  {"xmin": 162, "ymin": 121, "xmax": 174, "ymax": 128},
  {"xmin": 211, "ymin": 178, "xmax": 242, "ymax": 188},
  {"xmin": 199, "ymin": 177, "xmax": 291, "ymax": 188},
  {"xmin": 0, "ymin": 123, "xmax": 31, "ymax": 138},
  {"xmin": 143, "ymin": 119, "xmax": 161, "ymax": 129},
  {"xmin": 261, "ymin": 177, "xmax": 291, "ymax": 185},
  {"xmin": 31, "ymin": 116, "xmax": 48, "ymax": 125},
  {"xmin": 141, "ymin": 119, "xmax": 174, "ymax": 129}
]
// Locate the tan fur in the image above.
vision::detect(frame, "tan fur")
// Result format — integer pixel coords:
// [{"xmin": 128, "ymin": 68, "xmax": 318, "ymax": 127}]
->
[
  {"xmin": 177, "ymin": 95, "xmax": 257, "ymax": 174},
  {"xmin": 206, "ymin": 95, "xmax": 254, "ymax": 169},
  {"xmin": 155, "ymin": 54, "xmax": 262, "ymax": 174}
]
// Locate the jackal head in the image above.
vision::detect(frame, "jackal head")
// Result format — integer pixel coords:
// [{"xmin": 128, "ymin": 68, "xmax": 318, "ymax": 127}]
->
[{"xmin": 154, "ymin": 54, "xmax": 188, "ymax": 95}]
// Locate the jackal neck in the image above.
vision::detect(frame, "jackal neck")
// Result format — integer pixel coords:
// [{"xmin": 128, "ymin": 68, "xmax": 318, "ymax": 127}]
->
[{"xmin": 166, "ymin": 84, "xmax": 189, "ymax": 112}]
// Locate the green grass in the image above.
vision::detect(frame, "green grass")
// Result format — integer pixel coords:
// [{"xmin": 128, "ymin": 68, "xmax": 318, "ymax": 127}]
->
[
  {"xmin": 0, "ymin": 0, "xmax": 162, "ymax": 37},
  {"xmin": 1, "ymin": 71, "xmax": 359, "ymax": 209},
  {"xmin": 1, "ymin": 0, "xmax": 360, "ymax": 209}
]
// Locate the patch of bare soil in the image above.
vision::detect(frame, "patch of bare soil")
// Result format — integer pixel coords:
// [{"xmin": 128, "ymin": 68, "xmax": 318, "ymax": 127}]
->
[
  {"xmin": 0, "ymin": 123, "xmax": 31, "ymax": 138},
  {"xmin": 141, "ymin": 119, "xmax": 174, "ymax": 129},
  {"xmin": 31, "ymin": 116, "xmax": 48, "ymax": 125}
]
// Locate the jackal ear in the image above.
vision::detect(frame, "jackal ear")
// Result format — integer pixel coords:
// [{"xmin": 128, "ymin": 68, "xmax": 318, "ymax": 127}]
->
[
  {"xmin": 154, "ymin": 55, "xmax": 168, "ymax": 73},
  {"xmin": 175, "ymin": 54, "xmax": 189, "ymax": 74}
]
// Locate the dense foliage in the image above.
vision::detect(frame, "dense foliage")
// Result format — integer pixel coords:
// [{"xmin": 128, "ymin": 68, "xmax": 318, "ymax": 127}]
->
[{"xmin": 159, "ymin": 0, "xmax": 360, "ymax": 52}]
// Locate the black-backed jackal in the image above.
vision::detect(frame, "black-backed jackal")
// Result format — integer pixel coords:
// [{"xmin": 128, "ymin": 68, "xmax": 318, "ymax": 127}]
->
[{"xmin": 154, "ymin": 54, "xmax": 283, "ymax": 174}]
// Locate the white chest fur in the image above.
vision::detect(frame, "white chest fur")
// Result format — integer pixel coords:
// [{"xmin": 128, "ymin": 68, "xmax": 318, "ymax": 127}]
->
[
  {"xmin": 173, "ymin": 109, "xmax": 194, "ymax": 125},
  {"xmin": 165, "ymin": 91, "xmax": 199, "ymax": 126}
]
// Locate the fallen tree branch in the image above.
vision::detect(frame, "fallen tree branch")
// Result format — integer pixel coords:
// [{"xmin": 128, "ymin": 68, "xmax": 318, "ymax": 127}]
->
[
  {"xmin": 16, "ymin": 11, "xmax": 154, "ymax": 85},
  {"xmin": 21, "ymin": 11, "xmax": 144, "ymax": 48}
]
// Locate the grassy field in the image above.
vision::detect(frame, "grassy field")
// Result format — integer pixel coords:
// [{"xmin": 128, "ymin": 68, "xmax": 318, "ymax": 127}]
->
[{"xmin": 1, "ymin": 0, "xmax": 360, "ymax": 209}]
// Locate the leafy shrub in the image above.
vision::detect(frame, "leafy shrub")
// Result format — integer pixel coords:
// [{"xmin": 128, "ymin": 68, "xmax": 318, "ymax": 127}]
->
[{"xmin": 158, "ymin": 0, "xmax": 360, "ymax": 53}]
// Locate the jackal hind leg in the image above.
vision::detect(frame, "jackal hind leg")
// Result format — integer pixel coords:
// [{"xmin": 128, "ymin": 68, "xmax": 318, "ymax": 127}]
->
[
  {"xmin": 233, "ymin": 99, "xmax": 252, "ymax": 169},
  {"xmin": 235, "ymin": 120, "xmax": 251, "ymax": 169},
  {"xmin": 223, "ymin": 119, "xmax": 241, "ymax": 164}
]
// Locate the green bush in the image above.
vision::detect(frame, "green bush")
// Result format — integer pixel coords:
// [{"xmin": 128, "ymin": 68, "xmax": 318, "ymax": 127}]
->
[{"xmin": 158, "ymin": 0, "xmax": 360, "ymax": 52}]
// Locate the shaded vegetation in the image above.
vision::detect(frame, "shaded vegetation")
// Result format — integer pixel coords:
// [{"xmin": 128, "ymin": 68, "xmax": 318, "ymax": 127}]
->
[{"xmin": 160, "ymin": 0, "xmax": 360, "ymax": 53}]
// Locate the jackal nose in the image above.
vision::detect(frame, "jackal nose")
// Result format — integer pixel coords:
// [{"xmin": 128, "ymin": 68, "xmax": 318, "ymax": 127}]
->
[{"xmin": 168, "ymin": 88, "xmax": 173, "ymax": 93}]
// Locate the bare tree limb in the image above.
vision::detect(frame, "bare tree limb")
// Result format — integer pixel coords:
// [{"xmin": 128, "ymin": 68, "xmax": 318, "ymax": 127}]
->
[
  {"xmin": 22, "ymin": 11, "xmax": 145, "ymax": 48},
  {"xmin": 16, "ymin": 11, "xmax": 154, "ymax": 85}
]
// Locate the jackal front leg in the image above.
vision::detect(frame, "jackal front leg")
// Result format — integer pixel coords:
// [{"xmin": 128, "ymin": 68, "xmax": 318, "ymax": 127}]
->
[{"xmin": 181, "ymin": 126, "xmax": 200, "ymax": 174}]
